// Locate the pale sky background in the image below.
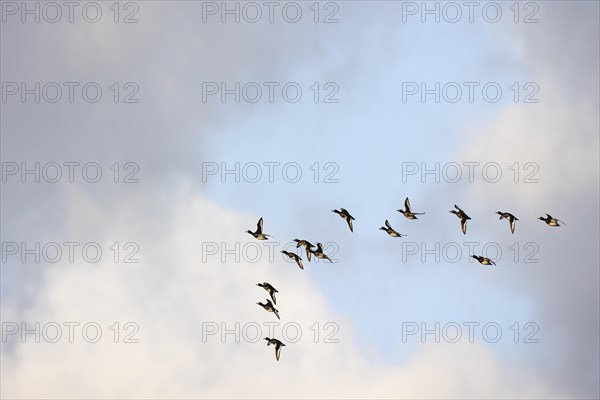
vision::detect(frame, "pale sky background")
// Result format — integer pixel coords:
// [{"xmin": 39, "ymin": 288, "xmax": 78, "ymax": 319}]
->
[{"xmin": 1, "ymin": 1, "xmax": 599, "ymax": 398}]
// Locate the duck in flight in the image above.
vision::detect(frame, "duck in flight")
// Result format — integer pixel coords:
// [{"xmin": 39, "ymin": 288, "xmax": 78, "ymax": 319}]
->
[
  {"xmin": 281, "ymin": 250, "xmax": 304, "ymax": 270},
  {"xmin": 379, "ymin": 219, "xmax": 406, "ymax": 237},
  {"xmin": 256, "ymin": 282, "xmax": 278, "ymax": 305},
  {"xmin": 257, "ymin": 298, "xmax": 280, "ymax": 320},
  {"xmin": 496, "ymin": 211, "xmax": 518, "ymax": 234},
  {"xmin": 538, "ymin": 214, "xmax": 566, "ymax": 227},
  {"xmin": 397, "ymin": 197, "xmax": 425, "ymax": 220},
  {"xmin": 450, "ymin": 204, "xmax": 471, "ymax": 235},
  {"xmin": 294, "ymin": 239, "xmax": 314, "ymax": 262},
  {"xmin": 472, "ymin": 255, "xmax": 496, "ymax": 266},
  {"xmin": 246, "ymin": 217, "xmax": 271, "ymax": 240},
  {"xmin": 264, "ymin": 337, "xmax": 286, "ymax": 361},
  {"xmin": 332, "ymin": 208, "xmax": 355, "ymax": 232},
  {"xmin": 310, "ymin": 242, "xmax": 333, "ymax": 263}
]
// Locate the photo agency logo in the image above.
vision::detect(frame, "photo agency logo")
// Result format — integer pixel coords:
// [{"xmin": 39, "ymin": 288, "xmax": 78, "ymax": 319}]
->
[
  {"xmin": 201, "ymin": 241, "xmax": 340, "ymax": 265},
  {"xmin": 201, "ymin": 82, "xmax": 339, "ymax": 104},
  {"xmin": 200, "ymin": 1, "xmax": 340, "ymax": 23},
  {"xmin": 1, "ymin": 242, "xmax": 140, "ymax": 264},
  {"xmin": 401, "ymin": 162, "xmax": 540, "ymax": 184},
  {"xmin": 1, "ymin": 82, "xmax": 140, "ymax": 103},
  {"xmin": 1, "ymin": 162, "xmax": 140, "ymax": 184},
  {"xmin": 1, "ymin": 1, "xmax": 140, "ymax": 23},
  {"xmin": 201, "ymin": 321, "xmax": 339, "ymax": 344},
  {"xmin": 401, "ymin": 82, "xmax": 540, "ymax": 104},
  {"xmin": 400, "ymin": 1, "xmax": 540, "ymax": 24},
  {"xmin": 401, "ymin": 241, "xmax": 540, "ymax": 264},
  {"xmin": 201, "ymin": 161, "xmax": 339, "ymax": 183},
  {"xmin": 401, "ymin": 321, "xmax": 540, "ymax": 344},
  {"xmin": 2, "ymin": 322, "xmax": 140, "ymax": 344}
]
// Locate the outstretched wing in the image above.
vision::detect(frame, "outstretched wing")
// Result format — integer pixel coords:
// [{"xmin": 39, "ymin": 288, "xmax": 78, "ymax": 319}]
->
[
  {"xmin": 275, "ymin": 345, "xmax": 281, "ymax": 361},
  {"xmin": 296, "ymin": 257, "xmax": 304, "ymax": 270},
  {"xmin": 510, "ymin": 219, "xmax": 516, "ymax": 234},
  {"xmin": 273, "ymin": 309, "xmax": 280, "ymax": 320},
  {"xmin": 461, "ymin": 219, "xmax": 467, "ymax": 235},
  {"xmin": 270, "ymin": 291, "xmax": 277, "ymax": 305},
  {"xmin": 385, "ymin": 219, "xmax": 392, "ymax": 229},
  {"xmin": 257, "ymin": 217, "xmax": 264, "ymax": 234},
  {"xmin": 405, "ymin": 197, "xmax": 411, "ymax": 213},
  {"xmin": 347, "ymin": 219, "xmax": 354, "ymax": 232},
  {"xmin": 305, "ymin": 248, "xmax": 312, "ymax": 262}
]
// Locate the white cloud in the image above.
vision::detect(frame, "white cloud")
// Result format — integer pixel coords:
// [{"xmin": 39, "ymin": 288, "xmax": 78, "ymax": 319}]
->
[{"xmin": 1, "ymin": 184, "xmax": 556, "ymax": 398}]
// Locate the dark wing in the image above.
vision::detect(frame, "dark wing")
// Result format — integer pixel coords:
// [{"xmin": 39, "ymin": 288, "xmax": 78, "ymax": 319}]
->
[
  {"xmin": 510, "ymin": 219, "xmax": 516, "ymax": 234},
  {"xmin": 275, "ymin": 345, "xmax": 281, "ymax": 361},
  {"xmin": 347, "ymin": 219, "xmax": 354, "ymax": 232},
  {"xmin": 296, "ymin": 257, "xmax": 304, "ymax": 270},
  {"xmin": 405, "ymin": 197, "xmax": 411, "ymax": 213},
  {"xmin": 305, "ymin": 248, "xmax": 312, "ymax": 262},
  {"xmin": 257, "ymin": 217, "xmax": 264, "ymax": 234},
  {"xmin": 273, "ymin": 309, "xmax": 280, "ymax": 320},
  {"xmin": 461, "ymin": 219, "xmax": 467, "ymax": 235},
  {"xmin": 347, "ymin": 209, "xmax": 355, "ymax": 220},
  {"xmin": 385, "ymin": 219, "xmax": 392, "ymax": 229}
]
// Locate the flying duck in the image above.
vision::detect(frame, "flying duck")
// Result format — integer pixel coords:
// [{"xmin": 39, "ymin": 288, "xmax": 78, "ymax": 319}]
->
[
  {"xmin": 450, "ymin": 204, "xmax": 471, "ymax": 235},
  {"xmin": 379, "ymin": 219, "xmax": 406, "ymax": 237},
  {"xmin": 538, "ymin": 214, "xmax": 566, "ymax": 227},
  {"xmin": 332, "ymin": 208, "xmax": 355, "ymax": 232},
  {"xmin": 281, "ymin": 250, "xmax": 304, "ymax": 270},
  {"xmin": 397, "ymin": 197, "xmax": 425, "ymax": 220},
  {"xmin": 257, "ymin": 299, "xmax": 280, "ymax": 320},
  {"xmin": 293, "ymin": 239, "xmax": 314, "ymax": 262},
  {"xmin": 496, "ymin": 211, "xmax": 519, "ymax": 234},
  {"xmin": 264, "ymin": 337, "xmax": 286, "ymax": 361},
  {"xmin": 472, "ymin": 255, "xmax": 496, "ymax": 266},
  {"xmin": 256, "ymin": 282, "xmax": 278, "ymax": 304},
  {"xmin": 310, "ymin": 242, "xmax": 333, "ymax": 263},
  {"xmin": 246, "ymin": 217, "xmax": 271, "ymax": 240}
]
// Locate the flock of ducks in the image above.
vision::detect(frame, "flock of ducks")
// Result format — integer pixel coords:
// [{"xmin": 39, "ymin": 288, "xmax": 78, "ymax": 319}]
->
[{"xmin": 248, "ymin": 197, "xmax": 565, "ymax": 361}]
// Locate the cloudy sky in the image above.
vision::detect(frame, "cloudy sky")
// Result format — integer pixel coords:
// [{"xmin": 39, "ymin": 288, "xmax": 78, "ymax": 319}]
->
[{"xmin": 1, "ymin": 1, "xmax": 599, "ymax": 398}]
